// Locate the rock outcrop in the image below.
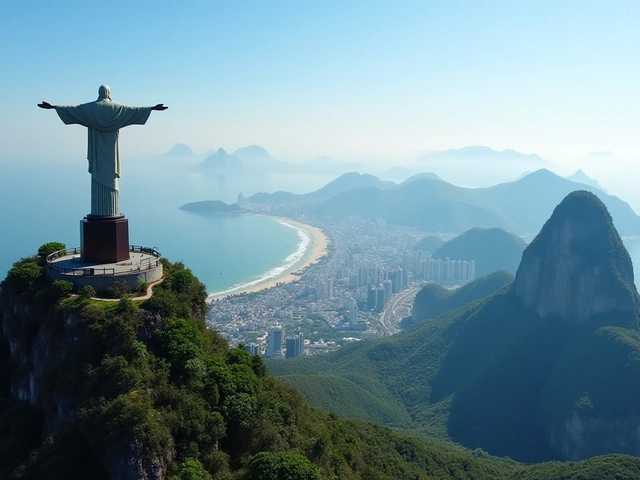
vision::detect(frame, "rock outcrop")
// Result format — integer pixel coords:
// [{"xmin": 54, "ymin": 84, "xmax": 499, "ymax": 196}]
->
[
  {"xmin": 514, "ymin": 190, "xmax": 638, "ymax": 322},
  {"xmin": 0, "ymin": 290, "xmax": 170, "ymax": 479}
]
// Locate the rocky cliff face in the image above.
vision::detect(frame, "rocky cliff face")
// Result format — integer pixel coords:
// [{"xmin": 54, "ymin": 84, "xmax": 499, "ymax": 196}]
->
[
  {"xmin": 550, "ymin": 411, "xmax": 640, "ymax": 461},
  {"xmin": 514, "ymin": 190, "xmax": 638, "ymax": 322},
  {"xmin": 0, "ymin": 291, "xmax": 170, "ymax": 479}
]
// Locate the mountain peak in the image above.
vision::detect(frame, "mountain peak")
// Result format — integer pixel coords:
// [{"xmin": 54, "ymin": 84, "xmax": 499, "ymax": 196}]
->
[
  {"xmin": 163, "ymin": 143, "xmax": 196, "ymax": 156},
  {"xmin": 565, "ymin": 169, "xmax": 606, "ymax": 191},
  {"xmin": 232, "ymin": 145, "xmax": 272, "ymax": 158},
  {"xmin": 514, "ymin": 190, "xmax": 637, "ymax": 322}
]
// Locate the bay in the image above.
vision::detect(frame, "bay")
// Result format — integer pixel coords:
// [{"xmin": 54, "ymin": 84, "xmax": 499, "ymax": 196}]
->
[{"xmin": 0, "ymin": 159, "xmax": 336, "ymax": 292}]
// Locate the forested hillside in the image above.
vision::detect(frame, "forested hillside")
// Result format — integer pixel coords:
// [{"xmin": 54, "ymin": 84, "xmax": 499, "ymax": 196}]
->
[{"xmin": 270, "ymin": 192, "xmax": 640, "ymax": 465}]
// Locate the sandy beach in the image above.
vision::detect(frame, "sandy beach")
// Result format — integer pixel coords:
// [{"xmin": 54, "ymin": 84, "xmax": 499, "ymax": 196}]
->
[{"xmin": 206, "ymin": 217, "xmax": 329, "ymax": 302}]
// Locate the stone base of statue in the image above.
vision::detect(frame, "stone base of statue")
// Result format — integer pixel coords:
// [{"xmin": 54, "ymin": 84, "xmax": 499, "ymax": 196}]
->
[{"xmin": 81, "ymin": 215, "xmax": 130, "ymax": 264}]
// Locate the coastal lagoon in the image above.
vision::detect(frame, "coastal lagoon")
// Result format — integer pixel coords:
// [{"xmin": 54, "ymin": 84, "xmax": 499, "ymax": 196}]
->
[{"xmin": 0, "ymin": 159, "xmax": 335, "ymax": 293}]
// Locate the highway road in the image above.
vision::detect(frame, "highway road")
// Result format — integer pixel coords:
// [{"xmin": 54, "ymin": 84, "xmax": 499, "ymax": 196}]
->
[{"xmin": 378, "ymin": 284, "xmax": 422, "ymax": 335}]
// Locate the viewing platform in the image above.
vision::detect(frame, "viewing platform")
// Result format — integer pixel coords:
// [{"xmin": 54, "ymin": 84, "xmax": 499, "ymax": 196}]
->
[{"xmin": 46, "ymin": 245, "xmax": 163, "ymax": 292}]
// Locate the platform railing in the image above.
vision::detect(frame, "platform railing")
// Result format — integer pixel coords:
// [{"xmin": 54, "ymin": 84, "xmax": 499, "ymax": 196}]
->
[{"xmin": 45, "ymin": 246, "xmax": 162, "ymax": 277}]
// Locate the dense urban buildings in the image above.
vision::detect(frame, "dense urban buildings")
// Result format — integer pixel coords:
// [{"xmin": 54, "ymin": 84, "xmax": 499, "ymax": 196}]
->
[{"xmin": 208, "ymin": 206, "xmax": 479, "ymax": 358}]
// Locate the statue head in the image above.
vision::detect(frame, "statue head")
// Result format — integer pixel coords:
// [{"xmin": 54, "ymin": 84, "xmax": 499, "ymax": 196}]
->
[{"xmin": 98, "ymin": 85, "xmax": 112, "ymax": 101}]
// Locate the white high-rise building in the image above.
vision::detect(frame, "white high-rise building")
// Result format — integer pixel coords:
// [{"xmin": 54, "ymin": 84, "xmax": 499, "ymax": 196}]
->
[{"xmin": 347, "ymin": 296, "xmax": 357, "ymax": 328}]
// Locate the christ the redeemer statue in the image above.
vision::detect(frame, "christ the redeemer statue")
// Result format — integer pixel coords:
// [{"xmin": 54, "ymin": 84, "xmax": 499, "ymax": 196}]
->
[{"xmin": 38, "ymin": 85, "xmax": 167, "ymax": 217}]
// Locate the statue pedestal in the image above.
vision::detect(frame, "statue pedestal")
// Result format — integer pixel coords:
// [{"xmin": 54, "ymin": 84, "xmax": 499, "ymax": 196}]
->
[{"xmin": 80, "ymin": 215, "xmax": 130, "ymax": 264}]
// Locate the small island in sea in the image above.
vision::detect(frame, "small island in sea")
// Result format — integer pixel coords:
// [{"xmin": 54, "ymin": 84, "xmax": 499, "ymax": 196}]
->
[{"xmin": 179, "ymin": 200, "xmax": 246, "ymax": 215}]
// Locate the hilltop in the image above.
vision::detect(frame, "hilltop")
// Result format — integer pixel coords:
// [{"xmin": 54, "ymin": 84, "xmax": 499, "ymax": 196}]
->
[
  {"xmin": 565, "ymin": 169, "xmax": 606, "ymax": 191},
  {"xmin": 406, "ymin": 270, "xmax": 514, "ymax": 327},
  {"xmin": 247, "ymin": 172, "xmax": 394, "ymax": 203},
  {"xmin": 269, "ymin": 191, "xmax": 640, "ymax": 463},
  {"xmin": 431, "ymin": 228, "xmax": 527, "ymax": 277},
  {"xmin": 413, "ymin": 235, "xmax": 445, "ymax": 253},
  {"xmin": 0, "ymin": 250, "xmax": 524, "ymax": 479},
  {"xmin": 161, "ymin": 143, "xmax": 197, "ymax": 157},
  {"xmin": 179, "ymin": 200, "xmax": 243, "ymax": 214},
  {"xmin": 199, "ymin": 148, "xmax": 244, "ymax": 175}
]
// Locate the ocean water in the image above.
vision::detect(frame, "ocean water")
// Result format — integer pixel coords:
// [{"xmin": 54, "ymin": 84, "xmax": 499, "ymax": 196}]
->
[
  {"xmin": 3, "ymin": 159, "xmax": 640, "ymax": 291},
  {"xmin": 0, "ymin": 159, "xmax": 335, "ymax": 292}
]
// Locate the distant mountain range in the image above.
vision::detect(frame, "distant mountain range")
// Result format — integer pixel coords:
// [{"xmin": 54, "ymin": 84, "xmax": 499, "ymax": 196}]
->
[
  {"xmin": 268, "ymin": 191, "xmax": 640, "ymax": 463},
  {"xmin": 310, "ymin": 168, "xmax": 640, "ymax": 235},
  {"xmin": 383, "ymin": 146, "xmax": 550, "ymax": 186},
  {"xmin": 201, "ymin": 167, "xmax": 639, "ymax": 235},
  {"xmin": 162, "ymin": 143, "xmax": 197, "ymax": 157},
  {"xmin": 162, "ymin": 143, "xmax": 557, "ymax": 185},
  {"xmin": 565, "ymin": 169, "xmax": 607, "ymax": 192},
  {"xmin": 199, "ymin": 148, "xmax": 244, "ymax": 175},
  {"xmin": 230, "ymin": 145, "xmax": 291, "ymax": 172},
  {"xmin": 246, "ymin": 172, "xmax": 395, "ymax": 203},
  {"xmin": 418, "ymin": 145, "xmax": 546, "ymax": 164}
]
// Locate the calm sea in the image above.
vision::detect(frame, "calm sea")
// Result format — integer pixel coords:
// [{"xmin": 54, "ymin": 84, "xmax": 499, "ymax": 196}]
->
[
  {"xmin": 0, "ymin": 159, "xmax": 336, "ymax": 293},
  {"xmin": 3, "ymin": 158, "xmax": 640, "ymax": 291}
]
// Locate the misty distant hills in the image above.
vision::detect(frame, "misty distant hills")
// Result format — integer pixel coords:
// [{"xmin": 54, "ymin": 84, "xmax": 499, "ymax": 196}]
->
[
  {"xmin": 165, "ymin": 143, "xmax": 558, "ymax": 186},
  {"xmin": 432, "ymin": 228, "xmax": 527, "ymax": 277},
  {"xmin": 308, "ymin": 172, "xmax": 394, "ymax": 198},
  {"xmin": 313, "ymin": 169, "xmax": 640, "ymax": 235},
  {"xmin": 565, "ymin": 169, "xmax": 607, "ymax": 192},
  {"xmin": 231, "ymin": 145, "xmax": 291, "ymax": 172},
  {"xmin": 412, "ymin": 236, "xmax": 445, "ymax": 252},
  {"xmin": 247, "ymin": 172, "xmax": 394, "ymax": 203},
  {"xmin": 414, "ymin": 146, "xmax": 549, "ymax": 186},
  {"xmin": 399, "ymin": 172, "xmax": 443, "ymax": 185},
  {"xmin": 162, "ymin": 143, "xmax": 197, "ymax": 157},
  {"xmin": 199, "ymin": 148, "xmax": 244, "ymax": 175},
  {"xmin": 418, "ymin": 146, "xmax": 546, "ymax": 164}
]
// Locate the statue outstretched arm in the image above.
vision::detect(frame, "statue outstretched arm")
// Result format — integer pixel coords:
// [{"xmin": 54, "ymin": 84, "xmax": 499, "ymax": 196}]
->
[
  {"xmin": 152, "ymin": 104, "xmax": 168, "ymax": 111},
  {"xmin": 38, "ymin": 101, "xmax": 55, "ymax": 109}
]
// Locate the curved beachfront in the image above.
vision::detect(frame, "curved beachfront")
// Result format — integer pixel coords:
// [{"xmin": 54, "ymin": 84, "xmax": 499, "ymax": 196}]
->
[{"xmin": 206, "ymin": 217, "xmax": 328, "ymax": 302}]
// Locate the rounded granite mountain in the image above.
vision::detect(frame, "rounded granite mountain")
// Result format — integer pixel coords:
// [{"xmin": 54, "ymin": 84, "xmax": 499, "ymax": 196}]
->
[
  {"xmin": 514, "ymin": 190, "xmax": 638, "ymax": 323},
  {"xmin": 268, "ymin": 190, "xmax": 640, "ymax": 464}
]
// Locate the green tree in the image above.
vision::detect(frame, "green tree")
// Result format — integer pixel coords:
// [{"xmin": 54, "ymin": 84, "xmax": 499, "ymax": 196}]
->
[
  {"xmin": 4, "ymin": 260, "xmax": 42, "ymax": 292},
  {"xmin": 52, "ymin": 280, "xmax": 74, "ymax": 299},
  {"xmin": 79, "ymin": 285, "xmax": 97, "ymax": 299},
  {"xmin": 172, "ymin": 457, "xmax": 211, "ymax": 480},
  {"xmin": 246, "ymin": 452, "xmax": 320, "ymax": 480},
  {"xmin": 37, "ymin": 242, "xmax": 66, "ymax": 259}
]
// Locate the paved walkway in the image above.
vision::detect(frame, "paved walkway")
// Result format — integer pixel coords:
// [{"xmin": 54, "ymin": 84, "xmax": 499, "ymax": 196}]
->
[{"xmin": 79, "ymin": 276, "xmax": 165, "ymax": 302}]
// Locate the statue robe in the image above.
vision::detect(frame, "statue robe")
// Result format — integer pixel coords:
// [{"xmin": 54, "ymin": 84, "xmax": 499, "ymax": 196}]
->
[{"xmin": 55, "ymin": 100, "xmax": 153, "ymax": 216}]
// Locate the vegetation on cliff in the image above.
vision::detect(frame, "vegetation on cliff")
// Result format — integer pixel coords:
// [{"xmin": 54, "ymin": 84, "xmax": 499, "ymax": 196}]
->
[
  {"xmin": 4, "ymin": 220, "xmax": 640, "ymax": 479},
  {"xmin": 404, "ymin": 270, "xmax": 514, "ymax": 328},
  {"xmin": 269, "ymin": 192, "xmax": 640, "ymax": 465},
  {"xmin": 0, "ymin": 250, "xmax": 516, "ymax": 479}
]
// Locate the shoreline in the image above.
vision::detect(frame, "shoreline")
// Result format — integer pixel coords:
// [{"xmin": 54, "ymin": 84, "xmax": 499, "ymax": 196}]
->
[{"xmin": 206, "ymin": 216, "xmax": 329, "ymax": 302}]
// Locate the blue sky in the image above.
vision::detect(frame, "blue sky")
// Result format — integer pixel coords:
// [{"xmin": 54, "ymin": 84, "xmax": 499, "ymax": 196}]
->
[{"xmin": 1, "ymin": 0, "xmax": 640, "ymax": 167}]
